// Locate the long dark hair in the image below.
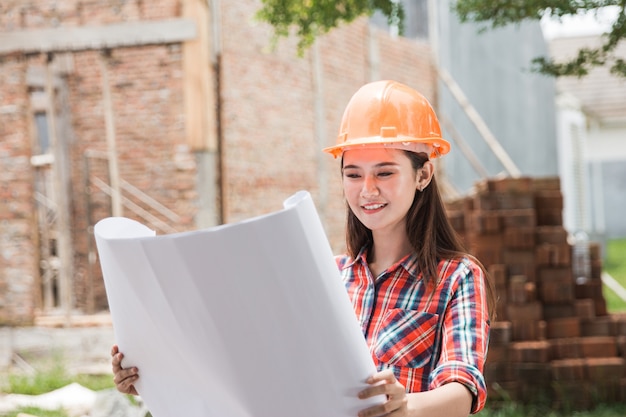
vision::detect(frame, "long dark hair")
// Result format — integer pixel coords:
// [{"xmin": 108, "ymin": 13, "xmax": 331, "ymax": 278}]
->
[{"xmin": 344, "ymin": 151, "xmax": 496, "ymax": 321}]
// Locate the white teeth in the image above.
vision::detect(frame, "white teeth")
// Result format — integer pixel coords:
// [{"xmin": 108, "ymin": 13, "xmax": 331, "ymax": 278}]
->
[{"xmin": 363, "ymin": 203, "xmax": 385, "ymax": 210}]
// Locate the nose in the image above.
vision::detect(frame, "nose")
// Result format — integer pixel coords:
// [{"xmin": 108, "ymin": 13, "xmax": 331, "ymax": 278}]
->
[{"xmin": 360, "ymin": 175, "xmax": 379, "ymax": 197}]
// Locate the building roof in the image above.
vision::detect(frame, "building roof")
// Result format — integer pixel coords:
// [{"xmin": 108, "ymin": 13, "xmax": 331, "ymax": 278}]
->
[{"xmin": 549, "ymin": 35, "xmax": 626, "ymax": 124}]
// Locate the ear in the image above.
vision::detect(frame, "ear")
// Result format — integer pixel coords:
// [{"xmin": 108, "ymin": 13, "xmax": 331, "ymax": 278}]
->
[{"xmin": 416, "ymin": 161, "xmax": 434, "ymax": 191}]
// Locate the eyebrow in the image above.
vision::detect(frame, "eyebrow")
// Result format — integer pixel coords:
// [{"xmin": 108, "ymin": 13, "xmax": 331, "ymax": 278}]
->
[{"xmin": 342, "ymin": 161, "xmax": 399, "ymax": 170}]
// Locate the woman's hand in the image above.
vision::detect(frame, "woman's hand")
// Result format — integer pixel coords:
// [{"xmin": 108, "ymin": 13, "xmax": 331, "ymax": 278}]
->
[
  {"xmin": 357, "ymin": 370, "xmax": 408, "ymax": 417},
  {"xmin": 111, "ymin": 344, "xmax": 139, "ymax": 395}
]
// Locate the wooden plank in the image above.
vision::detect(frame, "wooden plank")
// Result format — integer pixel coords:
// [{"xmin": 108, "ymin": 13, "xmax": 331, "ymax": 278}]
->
[
  {"xmin": 0, "ymin": 18, "xmax": 196, "ymax": 55},
  {"xmin": 183, "ymin": 0, "xmax": 217, "ymax": 151},
  {"xmin": 438, "ymin": 67, "xmax": 522, "ymax": 177}
]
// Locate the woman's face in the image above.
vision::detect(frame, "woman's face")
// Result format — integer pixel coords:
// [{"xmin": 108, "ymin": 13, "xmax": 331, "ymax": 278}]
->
[{"xmin": 342, "ymin": 148, "xmax": 420, "ymax": 235}]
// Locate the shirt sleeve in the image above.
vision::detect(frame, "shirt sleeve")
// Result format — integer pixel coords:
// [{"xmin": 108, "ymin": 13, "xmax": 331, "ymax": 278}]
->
[{"xmin": 428, "ymin": 258, "xmax": 490, "ymax": 414}]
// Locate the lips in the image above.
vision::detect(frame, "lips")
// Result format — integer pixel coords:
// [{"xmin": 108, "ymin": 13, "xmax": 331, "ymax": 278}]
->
[{"xmin": 362, "ymin": 203, "xmax": 387, "ymax": 211}]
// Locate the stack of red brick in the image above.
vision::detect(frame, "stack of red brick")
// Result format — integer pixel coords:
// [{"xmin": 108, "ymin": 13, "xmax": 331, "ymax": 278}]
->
[{"xmin": 446, "ymin": 177, "xmax": 626, "ymax": 409}]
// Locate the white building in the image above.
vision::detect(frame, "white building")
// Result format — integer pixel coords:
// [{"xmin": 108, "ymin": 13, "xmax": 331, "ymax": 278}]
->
[{"xmin": 550, "ymin": 35, "xmax": 626, "ymax": 240}]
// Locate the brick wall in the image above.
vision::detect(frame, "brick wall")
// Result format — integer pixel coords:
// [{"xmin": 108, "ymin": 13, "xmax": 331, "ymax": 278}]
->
[
  {"xmin": 220, "ymin": 2, "xmax": 436, "ymax": 251},
  {"xmin": 0, "ymin": 0, "xmax": 437, "ymax": 323},
  {"xmin": 0, "ymin": 55, "xmax": 38, "ymax": 325}
]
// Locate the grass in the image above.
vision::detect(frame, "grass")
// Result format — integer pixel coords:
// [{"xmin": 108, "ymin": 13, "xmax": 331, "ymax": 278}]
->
[
  {"xmin": 0, "ymin": 354, "xmax": 117, "ymax": 417},
  {"xmin": 477, "ymin": 402, "xmax": 626, "ymax": 417},
  {"xmin": 6, "ymin": 370, "xmax": 115, "ymax": 395},
  {"xmin": 603, "ymin": 238, "xmax": 626, "ymax": 312},
  {"xmin": 1, "ymin": 407, "xmax": 68, "ymax": 417},
  {"xmin": 2, "ymin": 356, "xmax": 115, "ymax": 395},
  {"xmin": 2, "ymin": 362, "xmax": 625, "ymax": 417}
]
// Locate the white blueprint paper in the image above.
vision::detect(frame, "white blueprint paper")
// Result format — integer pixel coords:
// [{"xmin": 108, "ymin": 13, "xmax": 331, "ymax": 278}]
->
[{"xmin": 94, "ymin": 191, "xmax": 384, "ymax": 417}]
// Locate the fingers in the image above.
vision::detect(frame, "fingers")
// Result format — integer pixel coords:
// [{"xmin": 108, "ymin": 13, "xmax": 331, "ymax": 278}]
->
[
  {"xmin": 112, "ymin": 362, "xmax": 138, "ymax": 384},
  {"xmin": 358, "ymin": 397, "xmax": 408, "ymax": 417},
  {"xmin": 358, "ymin": 370, "xmax": 404, "ymax": 399},
  {"xmin": 368, "ymin": 369, "xmax": 396, "ymax": 384},
  {"xmin": 113, "ymin": 370, "xmax": 139, "ymax": 395},
  {"xmin": 111, "ymin": 351, "xmax": 125, "ymax": 373},
  {"xmin": 358, "ymin": 370, "xmax": 407, "ymax": 417},
  {"xmin": 110, "ymin": 344, "xmax": 139, "ymax": 395}
]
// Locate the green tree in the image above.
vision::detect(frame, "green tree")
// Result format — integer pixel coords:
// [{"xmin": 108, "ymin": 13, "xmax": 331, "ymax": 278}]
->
[
  {"xmin": 257, "ymin": 0, "xmax": 626, "ymax": 77},
  {"xmin": 256, "ymin": 0, "xmax": 404, "ymax": 53}
]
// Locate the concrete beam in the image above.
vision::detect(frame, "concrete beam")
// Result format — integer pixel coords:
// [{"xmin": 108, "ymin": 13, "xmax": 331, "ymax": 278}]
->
[{"xmin": 0, "ymin": 18, "xmax": 196, "ymax": 55}]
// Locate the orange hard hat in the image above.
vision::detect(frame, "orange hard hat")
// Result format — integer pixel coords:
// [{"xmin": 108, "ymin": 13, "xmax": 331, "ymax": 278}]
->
[{"xmin": 323, "ymin": 80, "xmax": 450, "ymax": 159}]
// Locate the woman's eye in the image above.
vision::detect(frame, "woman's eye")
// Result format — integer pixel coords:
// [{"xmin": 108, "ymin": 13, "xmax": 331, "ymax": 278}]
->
[
  {"xmin": 377, "ymin": 171, "xmax": 393, "ymax": 177},
  {"xmin": 344, "ymin": 172, "xmax": 361, "ymax": 179}
]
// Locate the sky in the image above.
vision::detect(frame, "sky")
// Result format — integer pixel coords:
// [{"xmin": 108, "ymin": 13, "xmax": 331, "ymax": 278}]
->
[{"xmin": 540, "ymin": 6, "xmax": 620, "ymax": 39}]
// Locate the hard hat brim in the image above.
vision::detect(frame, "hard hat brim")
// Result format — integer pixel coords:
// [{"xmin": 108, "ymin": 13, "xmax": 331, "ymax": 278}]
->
[{"xmin": 322, "ymin": 137, "xmax": 451, "ymax": 159}]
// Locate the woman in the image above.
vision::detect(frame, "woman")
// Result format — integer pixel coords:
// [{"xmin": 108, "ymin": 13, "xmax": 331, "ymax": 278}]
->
[{"xmin": 112, "ymin": 80, "xmax": 495, "ymax": 417}]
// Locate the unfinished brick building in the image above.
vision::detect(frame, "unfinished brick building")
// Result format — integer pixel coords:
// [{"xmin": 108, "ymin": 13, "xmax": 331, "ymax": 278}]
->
[{"xmin": 0, "ymin": 0, "xmax": 436, "ymax": 324}]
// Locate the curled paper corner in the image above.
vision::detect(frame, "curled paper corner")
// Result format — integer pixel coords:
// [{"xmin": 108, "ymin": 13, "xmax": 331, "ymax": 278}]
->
[
  {"xmin": 283, "ymin": 190, "xmax": 311, "ymax": 209},
  {"xmin": 94, "ymin": 217, "xmax": 156, "ymax": 240}
]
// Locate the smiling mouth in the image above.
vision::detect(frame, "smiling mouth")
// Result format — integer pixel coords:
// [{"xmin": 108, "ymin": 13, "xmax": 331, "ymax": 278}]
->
[{"xmin": 362, "ymin": 203, "xmax": 387, "ymax": 210}]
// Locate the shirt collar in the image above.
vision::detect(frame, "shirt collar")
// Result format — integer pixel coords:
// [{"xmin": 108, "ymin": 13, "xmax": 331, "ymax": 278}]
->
[
  {"xmin": 339, "ymin": 246, "xmax": 368, "ymax": 270},
  {"xmin": 343, "ymin": 245, "xmax": 420, "ymax": 279}
]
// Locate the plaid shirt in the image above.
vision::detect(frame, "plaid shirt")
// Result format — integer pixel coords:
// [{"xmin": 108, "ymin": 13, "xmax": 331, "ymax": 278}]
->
[{"xmin": 337, "ymin": 248, "xmax": 490, "ymax": 414}]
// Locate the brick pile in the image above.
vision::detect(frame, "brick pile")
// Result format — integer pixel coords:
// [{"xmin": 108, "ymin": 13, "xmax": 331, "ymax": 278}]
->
[{"xmin": 446, "ymin": 177, "xmax": 626, "ymax": 409}]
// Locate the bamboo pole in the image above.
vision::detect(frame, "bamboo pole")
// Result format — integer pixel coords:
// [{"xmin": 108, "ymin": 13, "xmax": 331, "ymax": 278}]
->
[{"xmin": 440, "ymin": 116, "xmax": 490, "ymax": 179}]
